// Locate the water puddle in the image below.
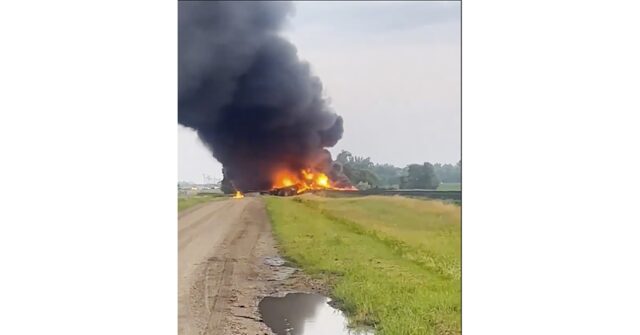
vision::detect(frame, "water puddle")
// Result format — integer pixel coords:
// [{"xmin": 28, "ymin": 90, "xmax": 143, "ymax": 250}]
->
[{"xmin": 258, "ymin": 293, "xmax": 374, "ymax": 335}]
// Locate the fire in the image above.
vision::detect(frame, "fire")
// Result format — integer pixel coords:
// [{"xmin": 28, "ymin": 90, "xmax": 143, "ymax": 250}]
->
[
  {"xmin": 316, "ymin": 174, "xmax": 329, "ymax": 187},
  {"xmin": 232, "ymin": 191, "xmax": 244, "ymax": 199},
  {"xmin": 271, "ymin": 168, "xmax": 352, "ymax": 195}
]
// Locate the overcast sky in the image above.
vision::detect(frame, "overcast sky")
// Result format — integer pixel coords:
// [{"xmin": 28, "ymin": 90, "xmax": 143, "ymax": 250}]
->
[{"xmin": 179, "ymin": 1, "xmax": 460, "ymax": 183}]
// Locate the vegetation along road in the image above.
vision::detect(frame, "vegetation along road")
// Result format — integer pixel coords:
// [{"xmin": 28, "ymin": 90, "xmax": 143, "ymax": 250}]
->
[
  {"xmin": 178, "ymin": 193, "xmax": 226, "ymax": 212},
  {"xmin": 266, "ymin": 195, "xmax": 461, "ymax": 335}
]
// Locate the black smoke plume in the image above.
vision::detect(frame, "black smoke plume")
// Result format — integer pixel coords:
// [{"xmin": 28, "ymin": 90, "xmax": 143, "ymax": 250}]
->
[{"xmin": 179, "ymin": 1, "xmax": 345, "ymax": 192}]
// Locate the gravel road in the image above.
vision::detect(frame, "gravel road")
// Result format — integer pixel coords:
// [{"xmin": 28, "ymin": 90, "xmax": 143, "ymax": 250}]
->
[{"xmin": 178, "ymin": 196, "xmax": 275, "ymax": 335}]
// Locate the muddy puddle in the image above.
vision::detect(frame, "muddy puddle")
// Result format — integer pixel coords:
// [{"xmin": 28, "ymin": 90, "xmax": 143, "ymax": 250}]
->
[{"xmin": 258, "ymin": 292, "xmax": 374, "ymax": 335}]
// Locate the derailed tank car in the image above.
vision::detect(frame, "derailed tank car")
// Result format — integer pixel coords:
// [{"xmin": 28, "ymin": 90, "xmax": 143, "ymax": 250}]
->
[{"xmin": 260, "ymin": 185, "xmax": 299, "ymax": 197}]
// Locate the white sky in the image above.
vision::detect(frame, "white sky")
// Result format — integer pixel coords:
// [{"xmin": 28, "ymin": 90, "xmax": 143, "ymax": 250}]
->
[{"xmin": 179, "ymin": 1, "xmax": 461, "ymax": 183}]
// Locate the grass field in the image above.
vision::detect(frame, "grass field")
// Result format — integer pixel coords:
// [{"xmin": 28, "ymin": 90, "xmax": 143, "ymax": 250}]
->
[
  {"xmin": 178, "ymin": 193, "xmax": 226, "ymax": 212},
  {"xmin": 436, "ymin": 183, "xmax": 461, "ymax": 191},
  {"xmin": 265, "ymin": 195, "xmax": 461, "ymax": 335}
]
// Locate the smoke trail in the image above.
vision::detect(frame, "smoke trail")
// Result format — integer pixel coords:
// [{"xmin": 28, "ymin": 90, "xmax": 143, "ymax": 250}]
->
[{"xmin": 179, "ymin": 1, "xmax": 344, "ymax": 192}]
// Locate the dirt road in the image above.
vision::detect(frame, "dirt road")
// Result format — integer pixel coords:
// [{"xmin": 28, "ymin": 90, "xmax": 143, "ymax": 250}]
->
[{"xmin": 178, "ymin": 196, "xmax": 275, "ymax": 335}]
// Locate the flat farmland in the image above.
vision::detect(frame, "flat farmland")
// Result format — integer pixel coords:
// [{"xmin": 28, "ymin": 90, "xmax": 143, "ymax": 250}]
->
[{"xmin": 266, "ymin": 195, "xmax": 461, "ymax": 335}]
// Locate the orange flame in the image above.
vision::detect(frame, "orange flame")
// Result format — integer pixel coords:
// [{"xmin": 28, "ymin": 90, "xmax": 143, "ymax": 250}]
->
[
  {"xmin": 232, "ymin": 191, "xmax": 244, "ymax": 199},
  {"xmin": 271, "ymin": 168, "xmax": 354, "ymax": 194}
]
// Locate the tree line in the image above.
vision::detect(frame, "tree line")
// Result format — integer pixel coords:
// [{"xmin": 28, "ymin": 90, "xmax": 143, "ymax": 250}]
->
[{"xmin": 335, "ymin": 150, "xmax": 460, "ymax": 190}]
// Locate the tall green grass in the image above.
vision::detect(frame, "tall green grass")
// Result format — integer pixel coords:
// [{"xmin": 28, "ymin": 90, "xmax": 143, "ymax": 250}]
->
[
  {"xmin": 265, "ymin": 195, "xmax": 461, "ymax": 335},
  {"xmin": 178, "ymin": 193, "xmax": 226, "ymax": 212}
]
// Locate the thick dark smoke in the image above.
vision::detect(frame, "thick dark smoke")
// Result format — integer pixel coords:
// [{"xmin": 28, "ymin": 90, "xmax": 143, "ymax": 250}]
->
[{"xmin": 179, "ymin": 1, "xmax": 345, "ymax": 192}]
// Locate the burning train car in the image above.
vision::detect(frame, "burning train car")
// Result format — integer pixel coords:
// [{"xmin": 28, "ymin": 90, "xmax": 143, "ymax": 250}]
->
[{"xmin": 262, "ymin": 168, "xmax": 356, "ymax": 196}]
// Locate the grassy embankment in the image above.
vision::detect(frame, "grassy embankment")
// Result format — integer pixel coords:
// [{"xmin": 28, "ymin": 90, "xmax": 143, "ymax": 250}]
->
[
  {"xmin": 436, "ymin": 183, "xmax": 461, "ymax": 191},
  {"xmin": 265, "ymin": 195, "xmax": 461, "ymax": 335},
  {"xmin": 178, "ymin": 193, "xmax": 226, "ymax": 212}
]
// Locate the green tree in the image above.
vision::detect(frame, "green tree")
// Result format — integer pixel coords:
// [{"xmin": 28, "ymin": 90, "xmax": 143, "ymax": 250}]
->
[
  {"xmin": 433, "ymin": 161, "xmax": 461, "ymax": 183},
  {"xmin": 336, "ymin": 150, "xmax": 379, "ymax": 188},
  {"xmin": 336, "ymin": 150, "xmax": 353, "ymax": 165},
  {"xmin": 401, "ymin": 163, "xmax": 440, "ymax": 189},
  {"xmin": 336, "ymin": 150, "xmax": 457, "ymax": 189},
  {"xmin": 372, "ymin": 163, "xmax": 403, "ymax": 188},
  {"xmin": 344, "ymin": 166, "xmax": 379, "ymax": 188}
]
